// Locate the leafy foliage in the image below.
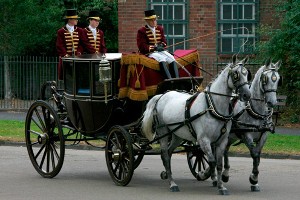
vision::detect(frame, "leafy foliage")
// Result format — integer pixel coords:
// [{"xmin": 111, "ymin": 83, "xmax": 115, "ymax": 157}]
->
[
  {"xmin": 256, "ymin": 0, "xmax": 300, "ymax": 123},
  {"xmin": 0, "ymin": 0, "xmax": 64, "ymax": 56},
  {"xmin": 0, "ymin": 0, "xmax": 118, "ymax": 55}
]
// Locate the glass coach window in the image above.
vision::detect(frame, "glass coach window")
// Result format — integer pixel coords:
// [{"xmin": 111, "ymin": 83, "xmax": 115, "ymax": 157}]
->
[
  {"xmin": 147, "ymin": 0, "xmax": 189, "ymax": 52},
  {"xmin": 217, "ymin": 0, "xmax": 259, "ymax": 55}
]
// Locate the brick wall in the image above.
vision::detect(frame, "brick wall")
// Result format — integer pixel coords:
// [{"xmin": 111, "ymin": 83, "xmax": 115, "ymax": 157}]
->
[
  {"xmin": 118, "ymin": 0, "xmax": 281, "ymax": 59},
  {"xmin": 189, "ymin": 0, "xmax": 217, "ymax": 59},
  {"xmin": 118, "ymin": 0, "xmax": 147, "ymax": 53}
]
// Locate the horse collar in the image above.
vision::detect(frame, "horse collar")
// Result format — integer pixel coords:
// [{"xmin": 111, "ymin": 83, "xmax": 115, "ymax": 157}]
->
[
  {"xmin": 246, "ymin": 100, "xmax": 273, "ymax": 120},
  {"xmin": 204, "ymin": 88, "xmax": 234, "ymax": 121}
]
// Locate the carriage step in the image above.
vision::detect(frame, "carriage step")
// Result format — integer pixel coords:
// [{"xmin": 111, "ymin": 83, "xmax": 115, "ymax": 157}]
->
[{"xmin": 133, "ymin": 143, "xmax": 152, "ymax": 151}]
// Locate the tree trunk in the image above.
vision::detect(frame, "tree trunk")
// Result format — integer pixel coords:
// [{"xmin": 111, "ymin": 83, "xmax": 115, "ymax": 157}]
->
[{"xmin": 4, "ymin": 56, "xmax": 12, "ymax": 99}]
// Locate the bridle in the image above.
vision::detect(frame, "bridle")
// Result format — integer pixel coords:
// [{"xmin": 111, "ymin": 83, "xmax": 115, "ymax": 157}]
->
[
  {"xmin": 260, "ymin": 68, "xmax": 280, "ymax": 94},
  {"xmin": 228, "ymin": 63, "xmax": 251, "ymax": 94}
]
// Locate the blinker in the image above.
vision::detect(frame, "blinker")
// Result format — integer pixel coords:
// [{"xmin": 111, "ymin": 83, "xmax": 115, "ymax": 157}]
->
[
  {"xmin": 271, "ymin": 72, "xmax": 277, "ymax": 82},
  {"xmin": 278, "ymin": 75, "xmax": 283, "ymax": 86}
]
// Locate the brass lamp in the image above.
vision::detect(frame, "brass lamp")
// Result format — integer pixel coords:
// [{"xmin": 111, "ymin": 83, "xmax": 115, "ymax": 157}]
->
[{"xmin": 98, "ymin": 58, "xmax": 111, "ymax": 103}]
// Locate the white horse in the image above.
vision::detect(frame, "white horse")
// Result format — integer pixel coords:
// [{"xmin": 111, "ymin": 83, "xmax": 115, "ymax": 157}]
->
[
  {"xmin": 142, "ymin": 55, "xmax": 251, "ymax": 194},
  {"xmin": 222, "ymin": 59, "xmax": 282, "ymax": 192}
]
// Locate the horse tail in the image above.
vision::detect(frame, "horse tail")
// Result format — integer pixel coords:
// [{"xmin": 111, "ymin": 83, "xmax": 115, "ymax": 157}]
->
[{"xmin": 142, "ymin": 94, "xmax": 162, "ymax": 141}]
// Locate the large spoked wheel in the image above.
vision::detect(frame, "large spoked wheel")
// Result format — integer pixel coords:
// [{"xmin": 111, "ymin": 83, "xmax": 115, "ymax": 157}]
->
[
  {"xmin": 186, "ymin": 146, "xmax": 211, "ymax": 181},
  {"xmin": 133, "ymin": 150, "xmax": 144, "ymax": 170},
  {"xmin": 25, "ymin": 100, "xmax": 65, "ymax": 178},
  {"xmin": 106, "ymin": 125, "xmax": 134, "ymax": 186}
]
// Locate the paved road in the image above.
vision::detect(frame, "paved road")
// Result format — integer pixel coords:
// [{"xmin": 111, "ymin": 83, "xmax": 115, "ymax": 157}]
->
[
  {"xmin": 1, "ymin": 111, "xmax": 299, "ymax": 135},
  {"xmin": 1, "ymin": 146, "xmax": 300, "ymax": 200}
]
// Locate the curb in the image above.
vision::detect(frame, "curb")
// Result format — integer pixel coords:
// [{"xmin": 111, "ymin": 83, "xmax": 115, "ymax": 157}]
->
[{"xmin": 1, "ymin": 141, "xmax": 300, "ymax": 160}]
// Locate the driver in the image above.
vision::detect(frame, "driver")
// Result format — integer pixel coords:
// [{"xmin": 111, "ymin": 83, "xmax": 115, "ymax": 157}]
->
[{"xmin": 137, "ymin": 9, "xmax": 179, "ymax": 79}]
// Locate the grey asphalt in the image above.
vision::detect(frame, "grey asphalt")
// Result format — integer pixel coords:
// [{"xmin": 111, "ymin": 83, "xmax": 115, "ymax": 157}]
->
[
  {"xmin": 1, "ymin": 146, "xmax": 300, "ymax": 200},
  {"xmin": 1, "ymin": 111, "xmax": 299, "ymax": 135}
]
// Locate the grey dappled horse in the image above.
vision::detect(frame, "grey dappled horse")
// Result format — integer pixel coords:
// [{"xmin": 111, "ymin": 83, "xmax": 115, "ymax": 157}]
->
[
  {"xmin": 142, "ymin": 55, "xmax": 251, "ymax": 194},
  {"xmin": 222, "ymin": 59, "xmax": 282, "ymax": 192}
]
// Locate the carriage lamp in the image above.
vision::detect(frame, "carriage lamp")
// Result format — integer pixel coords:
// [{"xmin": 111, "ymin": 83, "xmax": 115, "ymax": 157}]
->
[{"xmin": 99, "ymin": 58, "xmax": 112, "ymax": 104}]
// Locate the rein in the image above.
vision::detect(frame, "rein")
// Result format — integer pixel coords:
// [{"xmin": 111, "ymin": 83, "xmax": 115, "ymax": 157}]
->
[{"xmin": 151, "ymin": 62, "xmax": 250, "ymax": 145}]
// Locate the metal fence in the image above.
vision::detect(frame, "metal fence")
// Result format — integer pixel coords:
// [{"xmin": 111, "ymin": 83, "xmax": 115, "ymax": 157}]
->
[
  {"xmin": 0, "ymin": 56, "xmax": 58, "ymax": 110},
  {"xmin": 0, "ymin": 55, "xmax": 260, "ymax": 111}
]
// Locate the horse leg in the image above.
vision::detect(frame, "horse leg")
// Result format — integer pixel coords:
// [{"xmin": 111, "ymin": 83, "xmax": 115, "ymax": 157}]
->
[
  {"xmin": 197, "ymin": 139, "xmax": 217, "ymax": 185},
  {"xmin": 222, "ymin": 139, "xmax": 233, "ymax": 183},
  {"xmin": 216, "ymin": 139, "xmax": 229, "ymax": 195},
  {"xmin": 249, "ymin": 133, "xmax": 267, "ymax": 192},
  {"xmin": 159, "ymin": 135, "xmax": 182, "ymax": 192},
  {"xmin": 210, "ymin": 146, "xmax": 217, "ymax": 187}
]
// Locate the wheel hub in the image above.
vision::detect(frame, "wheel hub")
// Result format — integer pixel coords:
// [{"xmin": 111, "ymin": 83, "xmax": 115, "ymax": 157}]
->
[
  {"xmin": 112, "ymin": 149, "xmax": 122, "ymax": 162},
  {"xmin": 37, "ymin": 133, "xmax": 49, "ymax": 144}
]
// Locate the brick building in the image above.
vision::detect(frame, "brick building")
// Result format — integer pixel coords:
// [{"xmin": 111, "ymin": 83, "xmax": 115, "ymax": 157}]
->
[{"xmin": 118, "ymin": 0, "xmax": 279, "ymax": 61}]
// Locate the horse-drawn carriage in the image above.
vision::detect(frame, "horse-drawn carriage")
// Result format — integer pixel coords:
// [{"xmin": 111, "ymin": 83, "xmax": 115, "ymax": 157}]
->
[
  {"xmin": 24, "ymin": 50, "xmax": 282, "ymax": 194},
  {"xmin": 24, "ymin": 51, "xmax": 207, "ymax": 185}
]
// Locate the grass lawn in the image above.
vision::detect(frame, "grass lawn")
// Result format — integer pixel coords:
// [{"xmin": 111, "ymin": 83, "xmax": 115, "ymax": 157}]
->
[{"xmin": 1, "ymin": 120, "xmax": 299, "ymax": 157}]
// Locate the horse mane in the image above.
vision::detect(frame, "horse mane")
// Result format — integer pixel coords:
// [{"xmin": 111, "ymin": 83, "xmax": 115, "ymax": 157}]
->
[
  {"xmin": 206, "ymin": 63, "xmax": 232, "ymax": 87},
  {"xmin": 251, "ymin": 65, "xmax": 265, "ymax": 85}
]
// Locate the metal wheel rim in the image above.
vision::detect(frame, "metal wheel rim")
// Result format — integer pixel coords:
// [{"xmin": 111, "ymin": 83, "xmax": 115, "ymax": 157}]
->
[
  {"xmin": 25, "ymin": 100, "xmax": 65, "ymax": 178},
  {"xmin": 105, "ymin": 126, "xmax": 134, "ymax": 186}
]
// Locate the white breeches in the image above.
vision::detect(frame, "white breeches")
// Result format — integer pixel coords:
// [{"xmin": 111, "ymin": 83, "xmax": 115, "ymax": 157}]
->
[{"xmin": 148, "ymin": 51, "xmax": 175, "ymax": 64}]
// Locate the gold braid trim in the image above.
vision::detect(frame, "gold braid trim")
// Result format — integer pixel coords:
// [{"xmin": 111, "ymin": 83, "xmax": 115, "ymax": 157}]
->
[
  {"xmin": 118, "ymin": 85, "xmax": 158, "ymax": 101},
  {"xmin": 121, "ymin": 54, "xmax": 160, "ymax": 70},
  {"xmin": 175, "ymin": 51, "xmax": 199, "ymax": 67},
  {"xmin": 121, "ymin": 51, "xmax": 199, "ymax": 71}
]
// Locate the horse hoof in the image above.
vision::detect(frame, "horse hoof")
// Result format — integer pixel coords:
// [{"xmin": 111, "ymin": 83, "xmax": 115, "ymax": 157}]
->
[
  {"xmin": 222, "ymin": 174, "xmax": 229, "ymax": 183},
  {"xmin": 212, "ymin": 181, "xmax": 217, "ymax": 187},
  {"xmin": 196, "ymin": 171, "xmax": 210, "ymax": 181},
  {"xmin": 170, "ymin": 185, "xmax": 180, "ymax": 192},
  {"xmin": 249, "ymin": 176, "xmax": 258, "ymax": 185},
  {"xmin": 251, "ymin": 184, "xmax": 260, "ymax": 192},
  {"xmin": 160, "ymin": 171, "xmax": 168, "ymax": 180},
  {"xmin": 218, "ymin": 188, "xmax": 229, "ymax": 195}
]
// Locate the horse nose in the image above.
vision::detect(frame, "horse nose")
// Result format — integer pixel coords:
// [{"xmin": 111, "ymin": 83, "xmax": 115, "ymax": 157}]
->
[
  {"xmin": 243, "ymin": 93, "xmax": 251, "ymax": 101},
  {"xmin": 266, "ymin": 101, "xmax": 275, "ymax": 108}
]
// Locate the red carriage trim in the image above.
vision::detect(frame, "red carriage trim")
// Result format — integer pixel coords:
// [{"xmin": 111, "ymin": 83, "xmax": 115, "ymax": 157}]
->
[{"xmin": 118, "ymin": 49, "xmax": 201, "ymax": 101}]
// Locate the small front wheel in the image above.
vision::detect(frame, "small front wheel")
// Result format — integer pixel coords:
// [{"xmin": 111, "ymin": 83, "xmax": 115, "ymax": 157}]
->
[
  {"xmin": 105, "ymin": 125, "xmax": 134, "ymax": 186},
  {"xmin": 25, "ymin": 100, "xmax": 65, "ymax": 178},
  {"xmin": 186, "ymin": 146, "xmax": 210, "ymax": 180}
]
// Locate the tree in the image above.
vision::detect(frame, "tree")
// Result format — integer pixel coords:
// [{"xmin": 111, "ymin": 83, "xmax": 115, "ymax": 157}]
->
[
  {"xmin": 0, "ymin": 0, "xmax": 64, "ymax": 99},
  {"xmin": 77, "ymin": 0, "xmax": 118, "ymax": 52},
  {"xmin": 257, "ymin": 0, "xmax": 300, "ymax": 123},
  {"xmin": 0, "ymin": 0, "xmax": 64, "ymax": 56}
]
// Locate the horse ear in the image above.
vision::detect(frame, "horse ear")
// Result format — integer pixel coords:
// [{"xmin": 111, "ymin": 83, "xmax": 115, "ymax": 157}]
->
[
  {"xmin": 242, "ymin": 56, "xmax": 249, "ymax": 64},
  {"xmin": 265, "ymin": 58, "xmax": 271, "ymax": 68},
  {"xmin": 278, "ymin": 75, "xmax": 283, "ymax": 86},
  {"xmin": 232, "ymin": 54, "xmax": 237, "ymax": 64},
  {"xmin": 275, "ymin": 60, "xmax": 282, "ymax": 70},
  {"xmin": 247, "ymin": 70, "xmax": 252, "ymax": 81}
]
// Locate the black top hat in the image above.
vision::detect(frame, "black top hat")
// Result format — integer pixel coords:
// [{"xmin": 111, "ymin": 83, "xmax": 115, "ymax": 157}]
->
[
  {"xmin": 88, "ymin": 10, "xmax": 101, "ymax": 21},
  {"xmin": 144, "ymin": 9, "xmax": 158, "ymax": 20},
  {"xmin": 63, "ymin": 9, "xmax": 80, "ymax": 19}
]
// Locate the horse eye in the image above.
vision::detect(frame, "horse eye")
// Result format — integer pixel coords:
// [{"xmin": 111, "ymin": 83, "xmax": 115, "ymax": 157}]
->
[{"xmin": 241, "ymin": 67, "xmax": 247, "ymax": 75}]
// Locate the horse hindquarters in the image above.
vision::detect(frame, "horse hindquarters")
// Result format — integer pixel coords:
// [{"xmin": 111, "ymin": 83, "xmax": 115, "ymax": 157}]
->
[{"xmin": 142, "ymin": 94, "xmax": 163, "ymax": 141}]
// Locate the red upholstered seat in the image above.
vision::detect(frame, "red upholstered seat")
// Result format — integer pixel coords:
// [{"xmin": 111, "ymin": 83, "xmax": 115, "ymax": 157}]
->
[{"xmin": 118, "ymin": 49, "xmax": 201, "ymax": 101}]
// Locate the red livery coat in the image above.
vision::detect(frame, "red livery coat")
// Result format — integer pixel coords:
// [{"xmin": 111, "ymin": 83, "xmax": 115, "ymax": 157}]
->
[{"xmin": 137, "ymin": 25, "xmax": 167, "ymax": 55}]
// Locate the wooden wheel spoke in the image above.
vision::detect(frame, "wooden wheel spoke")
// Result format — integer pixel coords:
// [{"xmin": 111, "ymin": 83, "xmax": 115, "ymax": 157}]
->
[
  {"xmin": 34, "ymin": 144, "xmax": 46, "ymax": 159},
  {"xmin": 39, "ymin": 145, "xmax": 48, "ymax": 169},
  {"xmin": 34, "ymin": 109, "xmax": 46, "ymax": 132},
  {"xmin": 192, "ymin": 156, "xmax": 199, "ymax": 171},
  {"xmin": 50, "ymin": 143, "xmax": 60, "ymax": 160},
  {"xmin": 50, "ymin": 145, "xmax": 56, "ymax": 170},
  {"xmin": 32, "ymin": 117, "xmax": 45, "ymax": 133},
  {"xmin": 46, "ymin": 144, "xmax": 50, "ymax": 172},
  {"xmin": 29, "ymin": 129, "xmax": 43, "ymax": 136},
  {"xmin": 113, "ymin": 133, "xmax": 121, "ymax": 149}
]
